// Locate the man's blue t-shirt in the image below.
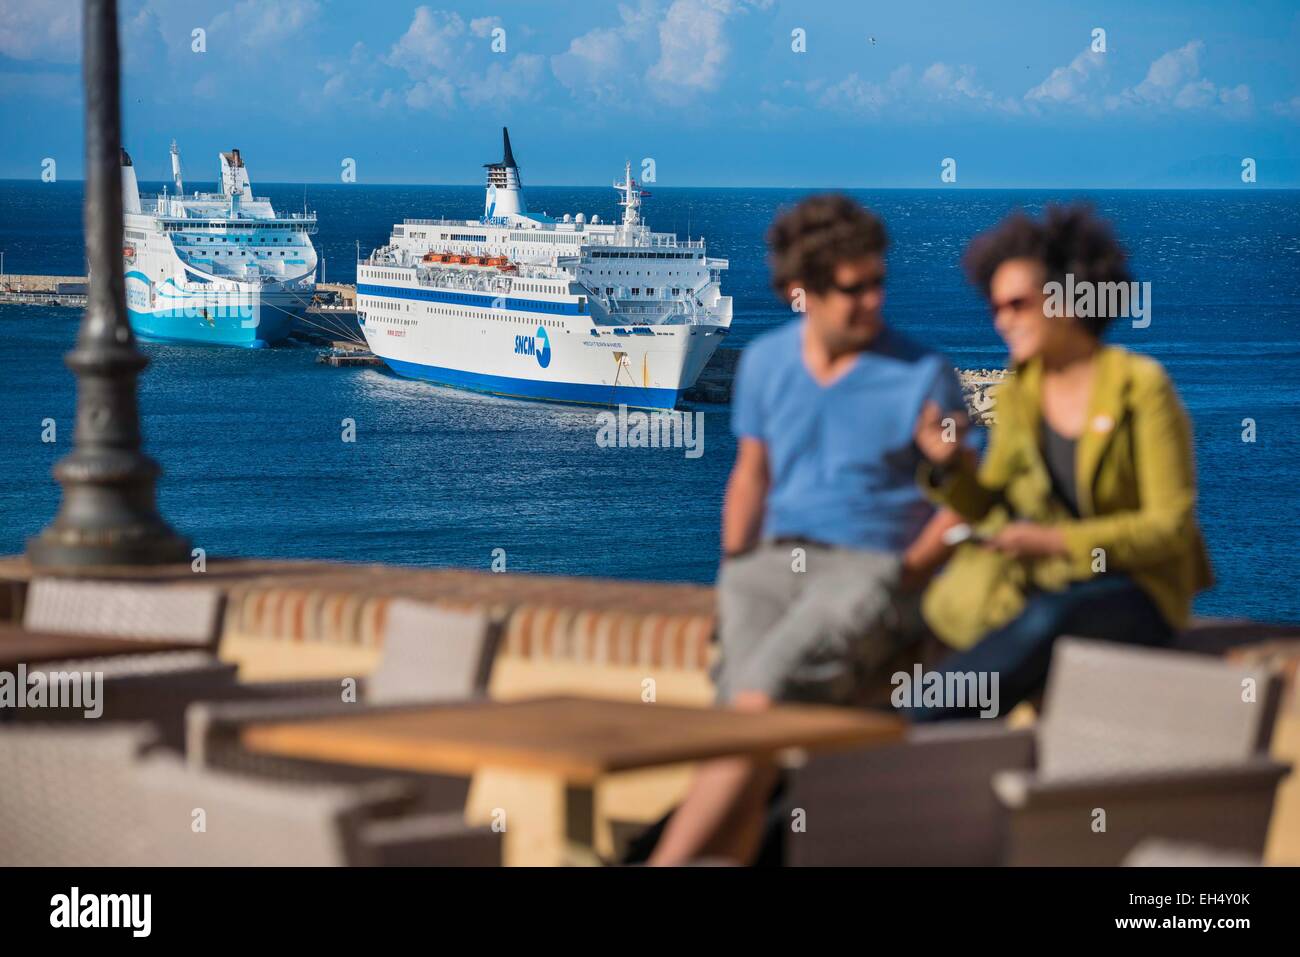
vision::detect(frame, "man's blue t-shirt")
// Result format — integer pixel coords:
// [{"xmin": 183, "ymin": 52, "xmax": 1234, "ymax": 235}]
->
[{"xmin": 731, "ymin": 321, "xmax": 964, "ymax": 554}]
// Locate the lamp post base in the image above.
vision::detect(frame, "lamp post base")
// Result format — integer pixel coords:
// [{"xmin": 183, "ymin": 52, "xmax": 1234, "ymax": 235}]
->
[{"xmin": 26, "ymin": 530, "xmax": 191, "ymax": 572}]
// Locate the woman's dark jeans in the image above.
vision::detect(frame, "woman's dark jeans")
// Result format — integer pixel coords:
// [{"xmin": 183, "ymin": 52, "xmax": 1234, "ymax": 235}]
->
[{"xmin": 907, "ymin": 574, "xmax": 1174, "ymax": 722}]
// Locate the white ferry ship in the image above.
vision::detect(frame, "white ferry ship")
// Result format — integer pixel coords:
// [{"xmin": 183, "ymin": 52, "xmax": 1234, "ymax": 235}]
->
[
  {"xmin": 357, "ymin": 129, "xmax": 731, "ymax": 408},
  {"xmin": 120, "ymin": 142, "xmax": 318, "ymax": 347}
]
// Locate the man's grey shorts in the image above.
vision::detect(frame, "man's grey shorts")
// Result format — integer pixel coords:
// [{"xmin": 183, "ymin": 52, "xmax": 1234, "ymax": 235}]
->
[{"xmin": 713, "ymin": 541, "xmax": 921, "ymax": 705}]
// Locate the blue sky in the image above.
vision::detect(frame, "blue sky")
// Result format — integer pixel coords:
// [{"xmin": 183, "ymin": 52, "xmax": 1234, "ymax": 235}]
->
[{"xmin": 1, "ymin": 0, "xmax": 1298, "ymax": 187}]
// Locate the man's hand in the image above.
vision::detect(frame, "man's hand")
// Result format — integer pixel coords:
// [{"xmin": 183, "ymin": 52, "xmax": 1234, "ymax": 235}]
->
[
  {"xmin": 899, "ymin": 507, "xmax": 965, "ymax": 590},
  {"xmin": 985, "ymin": 521, "xmax": 1068, "ymax": 559},
  {"xmin": 913, "ymin": 400, "xmax": 969, "ymax": 467}
]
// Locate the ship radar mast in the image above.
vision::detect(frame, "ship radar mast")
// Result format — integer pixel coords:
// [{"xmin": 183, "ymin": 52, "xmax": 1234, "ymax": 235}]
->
[
  {"xmin": 614, "ymin": 161, "xmax": 645, "ymax": 234},
  {"xmin": 169, "ymin": 139, "xmax": 184, "ymax": 195}
]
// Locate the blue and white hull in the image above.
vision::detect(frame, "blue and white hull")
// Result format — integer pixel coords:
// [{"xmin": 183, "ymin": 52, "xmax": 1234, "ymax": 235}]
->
[
  {"xmin": 357, "ymin": 130, "xmax": 731, "ymax": 410},
  {"xmin": 125, "ymin": 272, "xmax": 307, "ymax": 348},
  {"xmin": 120, "ymin": 143, "xmax": 317, "ymax": 349}
]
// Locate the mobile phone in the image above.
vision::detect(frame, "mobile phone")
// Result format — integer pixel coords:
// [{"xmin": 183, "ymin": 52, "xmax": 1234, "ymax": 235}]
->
[{"xmin": 942, "ymin": 523, "xmax": 988, "ymax": 547}]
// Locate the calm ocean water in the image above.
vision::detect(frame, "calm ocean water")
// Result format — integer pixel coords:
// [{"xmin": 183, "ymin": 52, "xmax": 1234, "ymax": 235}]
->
[{"xmin": 1, "ymin": 181, "xmax": 1297, "ymax": 622}]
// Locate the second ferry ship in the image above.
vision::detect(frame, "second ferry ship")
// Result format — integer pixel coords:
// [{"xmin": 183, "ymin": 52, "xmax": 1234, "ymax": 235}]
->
[
  {"xmin": 358, "ymin": 129, "xmax": 732, "ymax": 409},
  {"xmin": 120, "ymin": 142, "xmax": 318, "ymax": 348}
]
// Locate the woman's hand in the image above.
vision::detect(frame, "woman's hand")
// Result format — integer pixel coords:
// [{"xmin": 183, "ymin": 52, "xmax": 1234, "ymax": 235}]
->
[
  {"xmin": 985, "ymin": 521, "xmax": 1068, "ymax": 559},
  {"xmin": 730, "ymin": 690, "xmax": 773, "ymax": 713},
  {"xmin": 913, "ymin": 400, "xmax": 969, "ymax": 466}
]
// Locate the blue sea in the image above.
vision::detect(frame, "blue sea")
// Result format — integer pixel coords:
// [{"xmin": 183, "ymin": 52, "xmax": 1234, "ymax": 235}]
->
[{"xmin": 1, "ymin": 181, "xmax": 1297, "ymax": 622}]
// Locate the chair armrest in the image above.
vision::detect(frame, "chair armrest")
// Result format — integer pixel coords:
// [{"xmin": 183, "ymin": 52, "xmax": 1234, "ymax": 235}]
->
[
  {"xmin": 360, "ymin": 812, "xmax": 502, "ymax": 866},
  {"xmin": 995, "ymin": 758, "xmax": 1290, "ymax": 866},
  {"xmin": 906, "ymin": 720, "xmax": 1036, "ymax": 750},
  {"xmin": 786, "ymin": 720, "xmax": 1036, "ymax": 866},
  {"xmin": 222, "ymin": 677, "xmax": 366, "ymax": 702},
  {"xmin": 993, "ymin": 757, "xmax": 1291, "ymax": 810},
  {"xmin": 185, "ymin": 697, "xmax": 379, "ymax": 769},
  {"xmin": 184, "ymin": 699, "xmax": 476, "ymax": 814}
]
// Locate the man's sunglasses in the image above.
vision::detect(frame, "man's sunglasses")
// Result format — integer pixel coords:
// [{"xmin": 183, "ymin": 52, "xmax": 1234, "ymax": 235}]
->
[{"xmin": 830, "ymin": 275, "xmax": 886, "ymax": 297}]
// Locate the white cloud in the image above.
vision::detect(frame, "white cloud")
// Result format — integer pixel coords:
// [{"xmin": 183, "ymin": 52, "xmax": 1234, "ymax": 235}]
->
[
  {"xmin": 1272, "ymin": 95, "xmax": 1300, "ymax": 117},
  {"xmin": 1025, "ymin": 47, "xmax": 1108, "ymax": 106},
  {"xmin": 405, "ymin": 75, "xmax": 456, "ymax": 111},
  {"xmin": 818, "ymin": 73, "xmax": 887, "ymax": 113},
  {"xmin": 551, "ymin": 1, "xmax": 658, "ymax": 102},
  {"xmin": 384, "ymin": 7, "xmax": 544, "ymax": 110},
  {"xmin": 1107, "ymin": 41, "xmax": 1252, "ymax": 115},
  {"xmin": 0, "ymin": 0, "xmax": 80, "ymax": 62},
  {"xmin": 921, "ymin": 63, "xmax": 1003, "ymax": 107},
  {"xmin": 817, "ymin": 61, "xmax": 1017, "ymax": 115},
  {"xmin": 461, "ymin": 53, "xmax": 545, "ymax": 106},
  {"xmin": 647, "ymin": 0, "xmax": 734, "ymax": 98},
  {"xmin": 1130, "ymin": 40, "xmax": 1204, "ymax": 104},
  {"xmin": 1025, "ymin": 41, "xmax": 1252, "ymax": 117},
  {"xmin": 470, "ymin": 17, "xmax": 502, "ymax": 39},
  {"xmin": 552, "ymin": 0, "xmax": 764, "ymax": 105},
  {"xmin": 210, "ymin": 0, "xmax": 320, "ymax": 50},
  {"xmin": 314, "ymin": 41, "xmax": 397, "ymax": 112},
  {"xmin": 387, "ymin": 7, "xmax": 466, "ymax": 76}
]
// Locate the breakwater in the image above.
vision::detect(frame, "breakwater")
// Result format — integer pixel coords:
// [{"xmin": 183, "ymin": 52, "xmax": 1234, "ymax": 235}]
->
[{"xmin": 684, "ymin": 346, "xmax": 1008, "ymax": 423}]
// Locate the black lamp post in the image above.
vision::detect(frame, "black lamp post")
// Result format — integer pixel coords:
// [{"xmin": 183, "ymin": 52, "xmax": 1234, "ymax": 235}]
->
[{"xmin": 26, "ymin": 0, "xmax": 189, "ymax": 569}]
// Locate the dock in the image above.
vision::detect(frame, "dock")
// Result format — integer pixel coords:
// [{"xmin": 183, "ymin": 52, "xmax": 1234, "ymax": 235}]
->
[
  {"xmin": 0, "ymin": 273, "xmax": 89, "ymax": 307},
  {"xmin": 316, "ymin": 339, "xmax": 382, "ymax": 367}
]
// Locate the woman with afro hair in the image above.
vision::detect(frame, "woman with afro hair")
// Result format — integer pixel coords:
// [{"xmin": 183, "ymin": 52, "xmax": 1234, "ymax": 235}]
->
[{"xmin": 911, "ymin": 205, "xmax": 1213, "ymax": 719}]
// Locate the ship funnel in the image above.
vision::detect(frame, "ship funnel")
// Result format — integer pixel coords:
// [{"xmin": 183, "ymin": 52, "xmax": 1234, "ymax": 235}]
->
[
  {"xmin": 483, "ymin": 126, "xmax": 526, "ymax": 220},
  {"xmin": 120, "ymin": 147, "xmax": 141, "ymax": 214},
  {"xmin": 220, "ymin": 148, "xmax": 251, "ymax": 197}
]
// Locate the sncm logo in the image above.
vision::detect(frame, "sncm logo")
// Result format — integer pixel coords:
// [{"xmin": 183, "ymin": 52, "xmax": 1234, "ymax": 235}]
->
[{"xmin": 514, "ymin": 325, "xmax": 552, "ymax": 368}]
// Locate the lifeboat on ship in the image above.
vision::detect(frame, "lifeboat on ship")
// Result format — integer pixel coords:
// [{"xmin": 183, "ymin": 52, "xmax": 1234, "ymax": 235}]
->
[
  {"xmin": 445, "ymin": 254, "xmax": 463, "ymax": 264},
  {"xmin": 464, "ymin": 256, "xmax": 483, "ymax": 266}
]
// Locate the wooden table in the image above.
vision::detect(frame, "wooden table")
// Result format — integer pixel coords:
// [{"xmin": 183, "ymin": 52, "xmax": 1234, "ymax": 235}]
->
[
  {"xmin": 242, "ymin": 695, "xmax": 905, "ymax": 866},
  {"xmin": 0, "ymin": 623, "xmax": 199, "ymax": 669}
]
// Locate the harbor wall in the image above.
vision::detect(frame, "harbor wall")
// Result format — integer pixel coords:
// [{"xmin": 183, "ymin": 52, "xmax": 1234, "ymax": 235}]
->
[{"xmin": 0, "ymin": 273, "xmax": 87, "ymax": 292}]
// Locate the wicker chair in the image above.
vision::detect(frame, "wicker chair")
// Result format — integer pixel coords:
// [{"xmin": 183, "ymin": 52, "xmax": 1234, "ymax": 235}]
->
[
  {"xmin": 993, "ymin": 638, "xmax": 1288, "ymax": 865},
  {"xmin": 136, "ymin": 759, "xmax": 500, "ymax": 866},
  {"xmin": 0, "ymin": 723, "xmax": 500, "ymax": 866},
  {"xmin": 1124, "ymin": 838, "xmax": 1262, "ymax": 867},
  {"xmin": 11, "ymin": 652, "xmax": 239, "ymax": 750},
  {"xmin": 786, "ymin": 720, "xmax": 1035, "ymax": 866},
  {"xmin": 787, "ymin": 638, "xmax": 1289, "ymax": 866},
  {"xmin": 13, "ymin": 578, "xmax": 235, "ymax": 749},
  {"xmin": 0, "ymin": 724, "xmax": 160, "ymax": 865},
  {"xmin": 187, "ymin": 600, "xmax": 502, "ymax": 811},
  {"xmin": 23, "ymin": 577, "xmax": 225, "ymax": 648}
]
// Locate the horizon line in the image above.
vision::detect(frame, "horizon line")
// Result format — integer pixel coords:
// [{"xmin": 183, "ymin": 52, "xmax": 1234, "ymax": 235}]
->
[{"xmin": 2, "ymin": 178, "xmax": 1296, "ymax": 192}]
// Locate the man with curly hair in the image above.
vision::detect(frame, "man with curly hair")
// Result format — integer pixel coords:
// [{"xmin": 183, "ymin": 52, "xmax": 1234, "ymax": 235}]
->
[{"xmin": 648, "ymin": 195, "xmax": 967, "ymax": 865}]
